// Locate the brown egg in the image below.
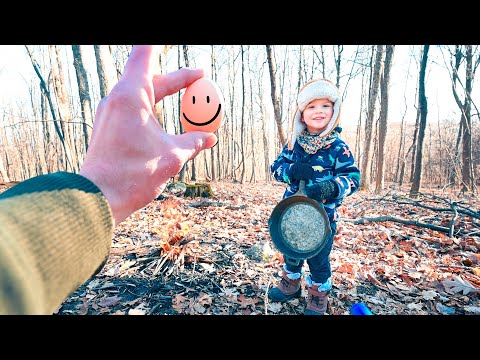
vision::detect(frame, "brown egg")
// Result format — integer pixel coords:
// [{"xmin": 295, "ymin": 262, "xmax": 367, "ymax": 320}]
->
[{"xmin": 180, "ymin": 78, "xmax": 224, "ymax": 133}]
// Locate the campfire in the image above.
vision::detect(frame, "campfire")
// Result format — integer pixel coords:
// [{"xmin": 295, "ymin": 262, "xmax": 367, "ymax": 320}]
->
[{"xmin": 145, "ymin": 198, "xmax": 198, "ymax": 278}]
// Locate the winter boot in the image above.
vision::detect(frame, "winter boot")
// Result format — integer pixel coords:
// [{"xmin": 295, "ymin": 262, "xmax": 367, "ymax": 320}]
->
[
  {"xmin": 268, "ymin": 265, "xmax": 302, "ymax": 302},
  {"xmin": 304, "ymin": 276, "xmax": 331, "ymax": 315}
]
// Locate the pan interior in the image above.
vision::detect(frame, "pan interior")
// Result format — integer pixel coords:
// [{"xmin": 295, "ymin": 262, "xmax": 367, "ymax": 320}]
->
[{"xmin": 280, "ymin": 202, "xmax": 327, "ymax": 252}]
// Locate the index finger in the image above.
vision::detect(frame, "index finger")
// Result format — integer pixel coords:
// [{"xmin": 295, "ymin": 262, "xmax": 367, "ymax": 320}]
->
[
  {"xmin": 121, "ymin": 45, "xmax": 158, "ymax": 87},
  {"xmin": 153, "ymin": 67, "xmax": 205, "ymax": 103}
]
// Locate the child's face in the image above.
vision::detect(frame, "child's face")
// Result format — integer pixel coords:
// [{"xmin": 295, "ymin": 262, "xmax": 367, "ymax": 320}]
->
[{"xmin": 301, "ymin": 98, "xmax": 334, "ymax": 134}]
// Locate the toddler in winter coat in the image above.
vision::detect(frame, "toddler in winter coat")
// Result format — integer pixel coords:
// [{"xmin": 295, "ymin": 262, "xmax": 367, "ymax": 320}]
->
[{"xmin": 269, "ymin": 78, "xmax": 360, "ymax": 315}]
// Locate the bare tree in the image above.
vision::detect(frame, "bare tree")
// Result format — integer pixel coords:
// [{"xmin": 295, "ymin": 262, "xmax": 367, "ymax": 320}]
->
[
  {"xmin": 333, "ymin": 45, "xmax": 343, "ymax": 88},
  {"xmin": 410, "ymin": 45, "xmax": 430, "ymax": 197},
  {"xmin": 448, "ymin": 45, "xmax": 476, "ymax": 193},
  {"xmin": 0, "ymin": 112, "xmax": 9, "ymax": 182},
  {"xmin": 25, "ymin": 45, "xmax": 73, "ymax": 172},
  {"xmin": 240, "ymin": 45, "xmax": 246, "ymax": 184},
  {"xmin": 72, "ymin": 45, "xmax": 93, "ymax": 154},
  {"xmin": 181, "ymin": 45, "xmax": 196, "ymax": 182},
  {"xmin": 375, "ymin": 45, "xmax": 395, "ymax": 194},
  {"xmin": 266, "ymin": 45, "xmax": 287, "ymax": 148},
  {"xmin": 93, "ymin": 45, "xmax": 116, "ymax": 98},
  {"xmin": 360, "ymin": 45, "xmax": 384, "ymax": 191},
  {"xmin": 51, "ymin": 45, "xmax": 79, "ymax": 171},
  {"xmin": 210, "ymin": 45, "xmax": 218, "ymax": 182}
]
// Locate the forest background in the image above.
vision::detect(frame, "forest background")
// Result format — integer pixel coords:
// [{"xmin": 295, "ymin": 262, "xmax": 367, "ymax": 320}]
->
[{"xmin": 0, "ymin": 44, "xmax": 478, "ymax": 196}]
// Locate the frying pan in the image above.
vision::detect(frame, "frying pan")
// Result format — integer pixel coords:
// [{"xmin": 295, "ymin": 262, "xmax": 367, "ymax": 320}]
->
[{"xmin": 268, "ymin": 179, "xmax": 332, "ymax": 264}]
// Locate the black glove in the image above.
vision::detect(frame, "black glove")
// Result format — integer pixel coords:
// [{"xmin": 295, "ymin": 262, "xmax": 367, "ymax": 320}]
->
[
  {"xmin": 305, "ymin": 181, "xmax": 338, "ymax": 201},
  {"xmin": 289, "ymin": 158, "xmax": 313, "ymax": 181}
]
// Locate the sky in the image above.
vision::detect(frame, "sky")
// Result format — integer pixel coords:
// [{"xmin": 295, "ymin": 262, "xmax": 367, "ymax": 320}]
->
[{"xmin": 0, "ymin": 45, "xmax": 471, "ymax": 129}]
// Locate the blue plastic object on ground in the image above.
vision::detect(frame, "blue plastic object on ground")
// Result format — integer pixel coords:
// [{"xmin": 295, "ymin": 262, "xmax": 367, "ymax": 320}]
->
[{"xmin": 350, "ymin": 302, "xmax": 373, "ymax": 315}]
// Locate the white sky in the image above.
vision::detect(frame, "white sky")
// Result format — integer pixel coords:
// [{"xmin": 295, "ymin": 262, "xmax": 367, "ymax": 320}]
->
[{"xmin": 0, "ymin": 45, "xmax": 470, "ymax": 129}]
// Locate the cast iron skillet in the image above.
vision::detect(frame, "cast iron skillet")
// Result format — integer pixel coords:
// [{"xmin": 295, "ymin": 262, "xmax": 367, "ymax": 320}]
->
[{"xmin": 268, "ymin": 179, "xmax": 332, "ymax": 262}]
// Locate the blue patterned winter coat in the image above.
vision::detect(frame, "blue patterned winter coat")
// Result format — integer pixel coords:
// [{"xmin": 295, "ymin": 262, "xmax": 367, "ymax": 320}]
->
[{"xmin": 271, "ymin": 137, "xmax": 360, "ymax": 224}]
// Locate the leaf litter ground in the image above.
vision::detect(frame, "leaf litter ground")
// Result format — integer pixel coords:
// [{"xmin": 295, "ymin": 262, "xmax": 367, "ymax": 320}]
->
[{"xmin": 56, "ymin": 181, "xmax": 480, "ymax": 315}]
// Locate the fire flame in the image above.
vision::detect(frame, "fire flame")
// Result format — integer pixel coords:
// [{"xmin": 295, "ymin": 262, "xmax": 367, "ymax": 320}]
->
[{"xmin": 154, "ymin": 198, "xmax": 192, "ymax": 259}]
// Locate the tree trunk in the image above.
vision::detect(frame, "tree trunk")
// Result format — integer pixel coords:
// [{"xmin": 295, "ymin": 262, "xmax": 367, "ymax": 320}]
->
[
  {"xmin": 375, "ymin": 45, "xmax": 395, "ymax": 194},
  {"xmin": 333, "ymin": 45, "xmax": 343, "ymax": 88},
  {"xmin": 240, "ymin": 45, "xmax": 246, "ymax": 184},
  {"xmin": 210, "ymin": 45, "xmax": 217, "ymax": 182},
  {"xmin": 50, "ymin": 45, "xmax": 78, "ymax": 172},
  {"xmin": 359, "ymin": 45, "xmax": 384, "ymax": 191},
  {"xmin": 395, "ymin": 81, "xmax": 408, "ymax": 184},
  {"xmin": 461, "ymin": 45, "xmax": 473, "ymax": 193},
  {"xmin": 266, "ymin": 45, "xmax": 287, "ymax": 147},
  {"xmin": 410, "ymin": 45, "xmax": 430, "ymax": 197},
  {"xmin": 72, "ymin": 45, "xmax": 94, "ymax": 155},
  {"xmin": 0, "ymin": 112, "xmax": 9, "ymax": 181},
  {"xmin": 178, "ymin": 46, "xmax": 187, "ymax": 182},
  {"xmin": 93, "ymin": 45, "xmax": 116, "ymax": 98},
  {"xmin": 181, "ymin": 45, "xmax": 196, "ymax": 182}
]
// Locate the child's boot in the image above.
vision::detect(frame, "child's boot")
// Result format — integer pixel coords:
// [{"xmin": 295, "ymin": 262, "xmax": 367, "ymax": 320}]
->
[
  {"xmin": 304, "ymin": 276, "xmax": 331, "ymax": 315},
  {"xmin": 268, "ymin": 265, "xmax": 302, "ymax": 302}
]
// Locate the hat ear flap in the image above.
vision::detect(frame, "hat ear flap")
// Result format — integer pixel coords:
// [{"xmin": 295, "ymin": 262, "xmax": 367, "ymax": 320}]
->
[{"xmin": 287, "ymin": 107, "xmax": 305, "ymax": 150}]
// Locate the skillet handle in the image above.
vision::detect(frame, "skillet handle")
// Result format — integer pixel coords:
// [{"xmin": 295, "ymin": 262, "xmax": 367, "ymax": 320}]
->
[{"xmin": 297, "ymin": 179, "xmax": 307, "ymax": 196}]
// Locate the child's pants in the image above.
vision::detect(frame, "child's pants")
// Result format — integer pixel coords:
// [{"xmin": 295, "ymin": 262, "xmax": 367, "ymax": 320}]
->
[{"xmin": 284, "ymin": 221, "xmax": 337, "ymax": 284}]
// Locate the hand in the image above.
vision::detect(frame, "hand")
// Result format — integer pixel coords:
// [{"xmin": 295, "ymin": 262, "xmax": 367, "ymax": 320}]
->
[
  {"xmin": 289, "ymin": 159, "xmax": 313, "ymax": 181},
  {"xmin": 79, "ymin": 45, "xmax": 217, "ymax": 226},
  {"xmin": 305, "ymin": 181, "xmax": 338, "ymax": 201}
]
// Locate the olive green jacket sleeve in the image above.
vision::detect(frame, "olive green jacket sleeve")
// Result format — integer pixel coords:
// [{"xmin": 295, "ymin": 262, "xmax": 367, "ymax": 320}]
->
[{"xmin": 0, "ymin": 172, "xmax": 114, "ymax": 315}]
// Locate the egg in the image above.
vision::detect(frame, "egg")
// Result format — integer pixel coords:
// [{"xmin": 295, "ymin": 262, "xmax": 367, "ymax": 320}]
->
[{"xmin": 180, "ymin": 78, "xmax": 224, "ymax": 133}]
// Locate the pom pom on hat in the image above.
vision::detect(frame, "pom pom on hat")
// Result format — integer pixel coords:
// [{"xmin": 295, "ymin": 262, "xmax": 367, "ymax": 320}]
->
[{"xmin": 288, "ymin": 78, "xmax": 342, "ymax": 150}]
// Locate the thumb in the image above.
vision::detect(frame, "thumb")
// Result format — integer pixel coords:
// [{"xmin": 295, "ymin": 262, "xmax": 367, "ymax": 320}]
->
[{"xmin": 175, "ymin": 131, "xmax": 218, "ymax": 162}]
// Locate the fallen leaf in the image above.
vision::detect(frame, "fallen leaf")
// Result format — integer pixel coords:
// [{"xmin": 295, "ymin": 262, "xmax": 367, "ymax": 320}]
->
[
  {"xmin": 464, "ymin": 306, "xmax": 480, "ymax": 314},
  {"xmin": 421, "ymin": 290, "xmax": 437, "ymax": 300},
  {"xmin": 98, "ymin": 296, "xmax": 122, "ymax": 307},
  {"xmin": 238, "ymin": 295, "xmax": 258, "ymax": 308},
  {"xmin": 407, "ymin": 303, "xmax": 423, "ymax": 311},
  {"xmin": 442, "ymin": 275, "xmax": 480, "ymax": 295},
  {"xmin": 266, "ymin": 302, "xmax": 283, "ymax": 313}
]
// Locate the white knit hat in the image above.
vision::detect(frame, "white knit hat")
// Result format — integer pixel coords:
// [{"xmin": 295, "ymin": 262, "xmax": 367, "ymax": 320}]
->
[{"xmin": 288, "ymin": 78, "xmax": 342, "ymax": 150}]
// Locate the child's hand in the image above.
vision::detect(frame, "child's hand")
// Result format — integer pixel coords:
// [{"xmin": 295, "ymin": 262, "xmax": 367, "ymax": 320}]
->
[
  {"xmin": 290, "ymin": 161, "xmax": 313, "ymax": 180},
  {"xmin": 289, "ymin": 155, "xmax": 314, "ymax": 181},
  {"xmin": 305, "ymin": 181, "xmax": 338, "ymax": 201}
]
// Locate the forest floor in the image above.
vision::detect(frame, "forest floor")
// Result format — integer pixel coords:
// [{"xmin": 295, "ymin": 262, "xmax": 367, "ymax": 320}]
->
[{"xmin": 45, "ymin": 180, "xmax": 480, "ymax": 316}]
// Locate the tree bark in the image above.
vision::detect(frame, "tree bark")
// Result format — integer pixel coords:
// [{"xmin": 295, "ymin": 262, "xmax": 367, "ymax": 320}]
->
[
  {"xmin": 50, "ymin": 45, "xmax": 78, "ymax": 172},
  {"xmin": 266, "ymin": 45, "xmax": 287, "ymax": 147},
  {"xmin": 410, "ymin": 45, "xmax": 430, "ymax": 197},
  {"xmin": 240, "ymin": 45, "xmax": 246, "ymax": 184},
  {"xmin": 72, "ymin": 45, "xmax": 94, "ymax": 154},
  {"xmin": 461, "ymin": 45, "xmax": 473, "ymax": 192},
  {"xmin": 375, "ymin": 45, "xmax": 395, "ymax": 194},
  {"xmin": 360, "ymin": 45, "xmax": 384, "ymax": 191},
  {"xmin": 93, "ymin": 45, "xmax": 116, "ymax": 98}
]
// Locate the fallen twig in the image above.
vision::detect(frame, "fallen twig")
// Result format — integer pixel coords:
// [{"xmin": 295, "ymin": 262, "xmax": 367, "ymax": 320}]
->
[{"xmin": 342, "ymin": 215, "xmax": 460, "ymax": 235}]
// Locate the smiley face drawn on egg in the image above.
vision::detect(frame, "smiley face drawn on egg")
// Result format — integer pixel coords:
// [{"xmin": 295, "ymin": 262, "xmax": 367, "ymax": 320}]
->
[{"xmin": 180, "ymin": 78, "xmax": 224, "ymax": 133}]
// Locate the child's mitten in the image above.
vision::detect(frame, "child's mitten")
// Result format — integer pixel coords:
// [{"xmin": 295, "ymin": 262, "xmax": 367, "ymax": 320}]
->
[{"xmin": 305, "ymin": 180, "xmax": 338, "ymax": 201}]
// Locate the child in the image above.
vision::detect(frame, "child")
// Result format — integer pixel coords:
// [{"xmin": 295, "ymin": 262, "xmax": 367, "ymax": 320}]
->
[{"xmin": 269, "ymin": 78, "xmax": 360, "ymax": 315}]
